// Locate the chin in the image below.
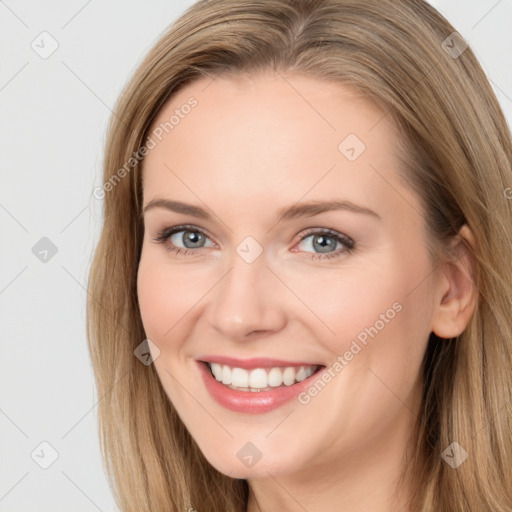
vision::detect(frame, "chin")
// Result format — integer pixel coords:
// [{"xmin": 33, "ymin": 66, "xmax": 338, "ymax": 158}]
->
[{"xmin": 197, "ymin": 441, "xmax": 301, "ymax": 479}]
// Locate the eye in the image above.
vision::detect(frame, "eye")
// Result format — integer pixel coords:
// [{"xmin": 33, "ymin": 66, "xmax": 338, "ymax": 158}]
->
[
  {"xmin": 294, "ymin": 228, "xmax": 355, "ymax": 260},
  {"xmin": 152, "ymin": 224, "xmax": 355, "ymax": 260},
  {"xmin": 153, "ymin": 225, "xmax": 215, "ymax": 255}
]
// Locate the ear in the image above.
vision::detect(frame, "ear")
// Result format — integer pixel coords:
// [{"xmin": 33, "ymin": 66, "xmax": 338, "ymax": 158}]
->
[{"xmin": 431, "ymin": 224, "xmax": 478, "ymax": 339}]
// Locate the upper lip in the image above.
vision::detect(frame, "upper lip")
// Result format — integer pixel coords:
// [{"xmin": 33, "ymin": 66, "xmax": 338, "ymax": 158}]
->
[{"xmin": 197, "ymin": 355, "xmax": 324, "ymax": 370}]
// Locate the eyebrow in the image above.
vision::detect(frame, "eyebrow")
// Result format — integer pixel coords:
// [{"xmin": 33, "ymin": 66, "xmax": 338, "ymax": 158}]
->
[{"xmin": 141, "ymin": 198, "xmax": 381, "ymax": 223}]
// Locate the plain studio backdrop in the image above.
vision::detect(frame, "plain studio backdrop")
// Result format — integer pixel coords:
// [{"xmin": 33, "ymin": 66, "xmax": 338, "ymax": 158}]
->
[{"xmin": 1, "ymin": 1, "xmax": 511, "ymax": 510}]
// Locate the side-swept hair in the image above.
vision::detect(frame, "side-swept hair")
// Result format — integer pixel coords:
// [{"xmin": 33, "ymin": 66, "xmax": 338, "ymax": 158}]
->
[{"xmin": 87, "ymin": 1, "xmax": 512, "ymax": 510}]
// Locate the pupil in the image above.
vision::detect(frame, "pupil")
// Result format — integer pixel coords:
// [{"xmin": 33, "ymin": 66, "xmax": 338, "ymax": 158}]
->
[
  {"xmin": 184, "ymin": 231, "xmax": 204, "ymax": 248},
  {"xmin": 313, "ymin": 235, "xmax": 335, "ymax": 253}
]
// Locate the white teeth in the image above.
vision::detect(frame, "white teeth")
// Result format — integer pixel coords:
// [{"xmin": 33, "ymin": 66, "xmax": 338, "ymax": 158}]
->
[
  {"xmin": 210, "ymin": 363, "xmax": 223, "ymax": 380},
  {"xmin": 282, "ymin": 367, "xmax": 296, "ymax": 386},
  {"xmin": 295, "ymin": 366, "xmax": 307, "ymax": 381},
  {"xmin": 231, "ymin": 367, "xmax": 249, "ymax": 387},
  {"xmin": 268, "ymin": 367, "xmax": 283, "ymax": 387},
  {"xmin": 221, "ymin": 364, "xmax": 232, "ymax": 384},
  {"xmin": 207, "ymin": 362, "xmax": 318, "ymax": 391},
  {"xmin": 248, "ymin": 368, "xmax": 267, "ymax": 389}
]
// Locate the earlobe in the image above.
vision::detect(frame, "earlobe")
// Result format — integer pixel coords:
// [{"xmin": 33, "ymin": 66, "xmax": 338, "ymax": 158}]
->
[{"xmin": 431, "ymin": 225, "xmax": 478, "ymax": 339}]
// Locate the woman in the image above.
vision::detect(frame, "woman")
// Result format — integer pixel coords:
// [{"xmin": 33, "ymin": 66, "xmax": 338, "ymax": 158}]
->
[{"xmin": 87, "ymin": 0, "xmax": 512, "ymax": 510}]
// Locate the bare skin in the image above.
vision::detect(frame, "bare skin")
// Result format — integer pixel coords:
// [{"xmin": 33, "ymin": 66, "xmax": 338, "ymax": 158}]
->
[{"xmin": 137, "ymin": 70, "xmax": 476, "ymax": 512}]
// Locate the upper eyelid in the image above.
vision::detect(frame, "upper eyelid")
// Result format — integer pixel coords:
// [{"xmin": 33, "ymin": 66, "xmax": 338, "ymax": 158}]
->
[{"xmin": 155, "ymin": 224, "xmax": 213, "ymax": 240}]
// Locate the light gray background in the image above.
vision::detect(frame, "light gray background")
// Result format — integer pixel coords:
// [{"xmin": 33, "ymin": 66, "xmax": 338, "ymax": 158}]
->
[{"xmin": 1, "ymin": 1, "xmax": 511, "ymax": 510}]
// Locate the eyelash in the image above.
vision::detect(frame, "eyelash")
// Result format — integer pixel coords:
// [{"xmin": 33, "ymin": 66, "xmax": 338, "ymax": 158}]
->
[{"xmin": 152, "ymin": 224, "xmax": 355, "ymax": 261}]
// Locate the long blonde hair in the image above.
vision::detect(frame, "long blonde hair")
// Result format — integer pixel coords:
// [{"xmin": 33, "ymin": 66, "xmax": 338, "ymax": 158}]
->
[{"xmin": 87, "ymin": 1, "xmax": 512, "ymax": 510}]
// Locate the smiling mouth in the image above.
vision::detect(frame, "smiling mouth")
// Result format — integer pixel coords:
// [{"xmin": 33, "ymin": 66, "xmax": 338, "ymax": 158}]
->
[{"xmin": 203, "ymin": 361, "xmax": 324, "ymax": 392}]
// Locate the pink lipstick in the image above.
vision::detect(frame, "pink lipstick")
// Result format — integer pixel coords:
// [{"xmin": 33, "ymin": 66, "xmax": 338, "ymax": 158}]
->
[{"xmin": 196, "ymin": 358, "xmax": 324, "ymax": 414}]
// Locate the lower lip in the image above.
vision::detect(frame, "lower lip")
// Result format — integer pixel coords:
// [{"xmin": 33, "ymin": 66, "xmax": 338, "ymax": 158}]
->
[{"xmin": 197, "ymin": 361, "xmax": 323, "ymax": 414}]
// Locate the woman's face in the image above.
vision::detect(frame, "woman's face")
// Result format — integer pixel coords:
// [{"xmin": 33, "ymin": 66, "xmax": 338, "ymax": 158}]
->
[{"xmin": 137, "ymin": 71, "xmax": 439, "ymax": 479}]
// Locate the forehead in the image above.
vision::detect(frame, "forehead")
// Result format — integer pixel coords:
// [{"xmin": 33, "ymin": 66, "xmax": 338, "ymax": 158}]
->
[{"xmin": 142, "ymin": 71, "xmax": 419, "ymax": 226}]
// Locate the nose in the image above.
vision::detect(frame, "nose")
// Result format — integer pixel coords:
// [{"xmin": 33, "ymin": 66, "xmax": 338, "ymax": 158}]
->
[{"xmin": 208, "ymin": 252, "xmax": 287, "ymax": 341}]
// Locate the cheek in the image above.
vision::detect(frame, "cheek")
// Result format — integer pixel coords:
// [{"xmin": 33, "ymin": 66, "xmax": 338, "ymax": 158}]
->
[
  {"xmin": 280, "ymin": 257, "xmax": 410, "ymax": 349},
  {"xmin": 136, "ymin": 250, "xmax": 203, "ymax": 341},
  {"xmin": 289, "ymin": 251, "xmax": 433, "ymax": 379}
]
